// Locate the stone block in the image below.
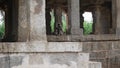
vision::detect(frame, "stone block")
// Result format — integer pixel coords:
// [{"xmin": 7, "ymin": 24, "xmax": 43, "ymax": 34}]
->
[
  {"xmin": 112, "ymin": 41, "xmax": 120, "ymax": 50},
  {"xmin": 48, "ymin": 42, "xmax": 82, "ymax": 52},
  {"xmin": 29, "ymin": 54, "xmax": 44, "ymax": 65},
  {"xmin": 0, "ymin": 43, "xmax": 3, "ymax": 52},
  {"xmin": 28, "ymin": 41, "xmax": 46, "ymax": 52},
  {"xmin": 108, "ymin": 50, "xmax": 120, "ymax": 58},
  {"xmin": 13, "ymin": 53, "xmax": 78, "ymax": 68},
  {"xmin": 8, "ymin": 43, "xmax": 28, "ymax": 52},
  {"xmin": 116, "ymin": 28, "xmax": 120, "ymax": 35},
  {"xmin": 71, "ymin": 29, "xmax": 83, "ymax": 35},
  {"xmin": 0, "ymin": 55, "xmax": 24, "ymax": 68},
  {"xmin": 90, "ymin": 51, "xmax": 107, "ymax": 59},
  {"xmin": 90, "ymin": 59, "xmax": 107, "ymax": 68},
  {"xmin": 92, "ymin": 42, "xmax": 112, "ymax": 51},
  {"xmin": 78, "ymin": 53, "xmax": 89, "ymax": 61},
  {"xmin": 2, "ymin": 43, "xmax": 9, "ymax": 52},
  {"xmin": 82, "ymin": 42, "xmax": 93, "ymax": 52},
  {"xmin": 88, "ymin": 61, "xmax": 102, "ymax": 68},
  {"xmin": 48, "ymin": 53, "xmax": 78, "ymax": 65},
  {"xmin": 83, "ymin": 42, "xmax": 112, "ymax": 52},
  {"xmin": 78, "ymin": 61, "xmax": 101, "ymax": 68},
  {"xmin": 10, "ymin": 56, "xmax": 24, "ymax": 67}
]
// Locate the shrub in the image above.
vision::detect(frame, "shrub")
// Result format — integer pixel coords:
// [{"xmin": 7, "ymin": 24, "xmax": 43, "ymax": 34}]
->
[
  {"xmin": 0, "ymin": 19, "xmax": 5, "ymax": 39},
  {"xmin": 83, "ymin": 21, "xmax": 93, "ymax": 35}
]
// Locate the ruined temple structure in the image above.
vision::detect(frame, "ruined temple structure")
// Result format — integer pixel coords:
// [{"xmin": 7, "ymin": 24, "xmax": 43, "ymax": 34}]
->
[{"xmin": 0, "ymin": 0, "xmax": 120, "ymax": 68}]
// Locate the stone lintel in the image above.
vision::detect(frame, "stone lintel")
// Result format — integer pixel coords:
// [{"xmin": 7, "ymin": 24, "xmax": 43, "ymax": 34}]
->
[{"xmin": 0, "ymin": 42, "xmax": 83, "ymax": 53}]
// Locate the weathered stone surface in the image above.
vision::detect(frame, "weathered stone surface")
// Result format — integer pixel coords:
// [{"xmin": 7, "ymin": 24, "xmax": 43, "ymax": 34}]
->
[
  {"xmin": 78, "ymin": 53, "xmax": 89, "ymax": 61},
  {"xmin": 78, "ymin": 61, "xmax": 102, "ymax": 68},
  {"xmin": 47, "ymin": 35, "xmax": 120, "ymax": 42},
  {"xmin": 30, "ymin": 0, "xmax": 47, "ymax": 41},
  {"xmin": 89, "ymin": 62, "xmax": 102, "ymax": 68},
  {"xmin": 12, "ymin": 53, "xmax": 78, "ymax": 68},
  {"xmin": 90, "ymin": 51, "xmax": 107, "ymax": 59},
  {"xmin": 8, "ymin": 42, "xmax": 46, "ymax": 52},
  {"xmin": 48, "ymin": 53, "xmax": 78, "ymax": 65},
  {"xmin": 2, "ymin": 43, "xmax": 9, "ymax": 52},
  {"xmin": 69, "ymin": 0, "xmax": 83, "ymax": 35},
  {"xmin": 9, "ymin": 53, "xmax": 101, "ymax": 68},
  {"xmin": 116, "ymin": 0, "xmax": 120, "ymax": 35},
  {"xmin": 112, "ymin": 41, "xmax": 120, "ymax": 50},
  {"xmin": 108, "ymin": 56, "xmax": 120, "ymax": 68},
  {"xmin": 8, "ymin": 43, "xmax": 28, "ymax": 52},
  {"xmin": 28, "ymin": 41, "xmax": 46, "ymax": 52},
  {"xmin": 18, "ymin": 0, "xmax": 30, "ymax": 41},
  {"xmin": 48, "ymin": 42, "xmax": 82, "ymax": 52},
  {"xmin": 10, "ymin": 56, "xmax": 24, "ymax": 67},
  {"xmin": 83, "ymin": 42, "xmax": 112, "ymax": 52},
  {"xmin": 90, "ymin": 59, "xmax": 107, "ymax": 68},
  {"xmin": 0, "ymin": 55, "xmax": 24, "ymax": 68},
  {"xmin": 29, "ymin": 54, "xmax": 44, "ymax": 65},
  {"xmin": 0, "ymin": 55, "xmax": 10, "ymax": 68},
  {"xmin": 0, "ymin": 42, "xmax": 82, "ymax": 53},
  {"xmin": 108, "ymin": 50, "xmax": 120, "ymax": 57}
]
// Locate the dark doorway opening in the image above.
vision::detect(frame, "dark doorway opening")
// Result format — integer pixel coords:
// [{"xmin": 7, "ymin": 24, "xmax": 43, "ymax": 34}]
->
[{"xmin": 0, "ymin": 0, "xmax": 18, "ymax": 42}]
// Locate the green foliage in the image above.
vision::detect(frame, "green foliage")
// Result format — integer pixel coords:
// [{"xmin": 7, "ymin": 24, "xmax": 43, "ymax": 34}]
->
[
  {"xmin": 0, "ymin": 20, "xmax": 5, "ymax": 39},
  {"xmin": 50, "ymin": 11, "xmax": 67, "ymax": 33},
  {"xmin": 83, "ymin": 21, "xmax": 93, "ymax": 35},
  {"xmin": 50, "ymin": 11, "xmax": 55, "ymax": 32},
  {"xmin": 62, "ymin": 13, "xmax": 67, "ymax": 32},
  {"xmin": 50, "ymin": 10, "xmax": 93, "ymax": 35}
]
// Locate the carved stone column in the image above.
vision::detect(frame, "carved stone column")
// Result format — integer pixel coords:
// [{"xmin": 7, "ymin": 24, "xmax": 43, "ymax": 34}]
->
[
  {"xmin": 116, "ymin": 0, "xmax": 120, "ymax": 35},
  {"xmin": 18, "ymin": 0, "xmax": 30, "ymax": 41},
  {"xmin": 69, "ymin": 0, "xmax": 83, "ymax": 35},
  {"xmin": 111, "ymin": 0, "xmax": 116, "ymax": 34},
  {"xmin": 94, "ymin": 5, "xmax": 111, "ymax": 34},
  {"xmin": 54, "ymin": 7, "xmax": 63, "ymax": 35},
  {"xmin": 94, "ymin": 5, "xmax": 102, "ymax": 34},
  {"xmin": 30, "ymin": 0, "xmax": 47, "ymax": 41}
]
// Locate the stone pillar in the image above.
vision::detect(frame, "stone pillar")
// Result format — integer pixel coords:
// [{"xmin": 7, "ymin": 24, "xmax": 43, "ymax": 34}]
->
[
  {"xmin": 111, "ymin": 0, "xmax": 117, "ymax": 34},
  {"xmin": 69, "ymin": 0, "xmax": 83, "ymax": 35},
  {"xmin": 116, "ymin": 0, "xmax": 120, "ymax": 35},
  {"xmin": 18, "ymin": 0, "xmax": 30, "ymax": 41},
  {"xmin": 94, "ymin": 6, "xmax": 102, "ymax": 34},
  {"xmin": 94, "ymin": 5, "xmax": 111, "ymax": 34},
  {"xmin": 54, "ymin": 7, "xmax": 63, "ymax": 35},
  {"xmin": 30, "ymin": 0, "xmax": 47, "ymax": 41}
]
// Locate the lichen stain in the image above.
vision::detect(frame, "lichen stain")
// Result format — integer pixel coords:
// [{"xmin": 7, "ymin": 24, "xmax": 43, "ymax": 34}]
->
[{"xmin": 34, "ymin": 0, "xmax": 43, "ymax": 14}]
